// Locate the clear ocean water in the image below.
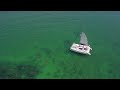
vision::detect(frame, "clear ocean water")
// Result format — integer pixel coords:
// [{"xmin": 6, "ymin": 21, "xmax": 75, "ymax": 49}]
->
[{"xmin": 0, "ymin": 11, "xmax": 120, "ymax": 79}]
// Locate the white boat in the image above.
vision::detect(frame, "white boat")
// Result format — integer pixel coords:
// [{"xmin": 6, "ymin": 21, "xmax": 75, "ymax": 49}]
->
[{"xmin": 70, "ymin": 32, "xmax": 92, "ymax": 55}]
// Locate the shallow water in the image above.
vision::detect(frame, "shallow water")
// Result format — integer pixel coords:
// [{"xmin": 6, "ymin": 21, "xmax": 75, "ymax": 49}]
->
[{"xmin": 0, "ymin": 11, "xmax": 120, "ymax": 79}]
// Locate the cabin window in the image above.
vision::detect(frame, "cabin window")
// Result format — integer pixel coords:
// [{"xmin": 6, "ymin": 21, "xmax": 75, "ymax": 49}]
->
[
  {"xmin": 79, "ymin": 48, "xmax": 83, "ymax": 50},
  {"xmin": 84, "ymin": 48, "xmax": 88, "ymax": 50}
]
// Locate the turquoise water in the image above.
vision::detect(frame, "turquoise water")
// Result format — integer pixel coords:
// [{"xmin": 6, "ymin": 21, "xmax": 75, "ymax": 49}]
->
[{"xmin": 0, "ymin": 11, "xmax": 120, "ymax": 79}]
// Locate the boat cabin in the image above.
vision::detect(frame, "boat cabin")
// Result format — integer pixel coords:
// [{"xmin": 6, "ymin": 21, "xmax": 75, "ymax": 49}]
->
[{"xmin": 79, "ymin": 44, "xmax": 88, "ymax": 50}]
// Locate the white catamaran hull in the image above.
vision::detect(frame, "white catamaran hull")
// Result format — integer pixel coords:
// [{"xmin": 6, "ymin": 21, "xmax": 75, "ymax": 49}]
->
[{"xmin": 70, "ymin": 43, "xmax": 92, "ymax": 55}]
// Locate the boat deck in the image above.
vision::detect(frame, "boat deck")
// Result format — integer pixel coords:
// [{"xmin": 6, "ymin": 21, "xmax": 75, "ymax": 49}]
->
[{"xmin": 70, "ymin": 43, "xmax": 91, "ymax": 55}]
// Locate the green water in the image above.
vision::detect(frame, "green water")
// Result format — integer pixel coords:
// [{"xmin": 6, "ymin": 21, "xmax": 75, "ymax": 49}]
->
[{"xmin": 0, "ymin": 11, "xmax": 120, "ymax": 79}]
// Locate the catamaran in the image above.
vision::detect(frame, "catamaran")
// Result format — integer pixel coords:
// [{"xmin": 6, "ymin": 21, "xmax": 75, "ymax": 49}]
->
[{"xmin": 70, "ymin": 32, "xmax": 92, "ymax": 55}]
